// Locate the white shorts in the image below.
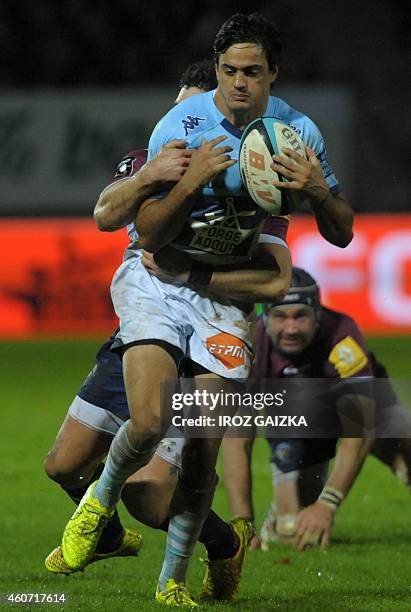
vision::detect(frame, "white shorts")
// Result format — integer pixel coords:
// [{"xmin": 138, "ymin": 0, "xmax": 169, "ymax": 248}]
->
[
  {"xmin": 110, "ymin": 257, "xmax": 255, "ymax": 379},
  {"xmin": 68, "ymin": 395, "xmax": 184, "ymax": 468}
]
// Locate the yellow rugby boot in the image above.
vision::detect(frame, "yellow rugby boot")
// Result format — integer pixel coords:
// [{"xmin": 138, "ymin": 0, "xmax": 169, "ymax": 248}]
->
[
  {"xmin": 61, "ymin": 481, "xmax": 114, "ymax": 570},
  {"xmin": 45, "ymin": 527, "xmax": 143, "ymax": 574},
  {"xmin": 155, "ymin": 579, "xmax": 199, "ymax": 608},
  {"xmin": 200, "ymin": 517, "xmax": 254, "ymax": 601}
]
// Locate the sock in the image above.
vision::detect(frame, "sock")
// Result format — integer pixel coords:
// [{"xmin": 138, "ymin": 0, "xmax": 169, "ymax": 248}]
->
[
  {"xmin": 61, "ymin": 463, "xmax": 124, "ymax": 553},
  {"xmin": 157, "ymin": 472, "xmax": 219, "ymax": 591},
  {"xmin": 93, "ymin": 420, "xmax": 154, "ymax": 509},
  {"xmin": 199, "ymin": 511, "xmax": 239, "ymax": 560},
  {"xmin": 156, "ymin": 511, "xmax": 239, "ymax": 560},
  {"xmin": 157, "ymin": 511, "xmax": 204, "ymax": 592}
]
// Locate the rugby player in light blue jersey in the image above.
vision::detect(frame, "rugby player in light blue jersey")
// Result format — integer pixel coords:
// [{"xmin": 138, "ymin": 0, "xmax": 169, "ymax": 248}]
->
[
  {"xmin": 60, "ymin": 13, "xmax": 354, "ymax": 606},
  {"xmin": 48, "ymin": 60, "xmax": 281, "ymax": 602}
]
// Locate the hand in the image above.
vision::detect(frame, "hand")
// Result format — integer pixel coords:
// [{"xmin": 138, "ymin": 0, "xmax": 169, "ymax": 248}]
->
[
  {"xmin": 140, "ymin": 246, "xmax": 191, "ymax": 285},
  {"xmin": 271, "ymin": 146, "xmax": 330, "ymax": 203},
  {"xmin": 145, "ymin": 139, "xmax": 192, "ymax": 184},
  {"xmin": 293, "ymin": 501, "xmax": 335, "ymax": 551},
  {"xmin": 180, "ymin": 135, "xmax": 237, "ymax": 191}
]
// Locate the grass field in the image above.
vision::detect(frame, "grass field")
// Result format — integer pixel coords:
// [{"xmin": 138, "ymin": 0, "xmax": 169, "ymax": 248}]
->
[{"xmin": 1, "ymin": 338, "xmax": 411, "ymax": 611}]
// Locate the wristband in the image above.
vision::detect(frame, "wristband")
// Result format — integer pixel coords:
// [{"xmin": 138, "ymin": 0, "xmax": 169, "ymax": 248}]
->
[
  {"xmin": 187, "ymin": 261, "xmax": 214, "ymax": 289},
  {"xmin": 318, "ymin": 486, "xmax": 344, "ymax": 511}
]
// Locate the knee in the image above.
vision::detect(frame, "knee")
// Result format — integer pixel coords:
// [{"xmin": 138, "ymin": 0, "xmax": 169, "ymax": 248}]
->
[
  {"xmin": 128, "ymin": 414, "xmax": 164, "ymax": 450},
  {"xmin": 43, "ymin": 450, "xmax": 86, "ymax": 489},
  {"xmin": 43, "ymin": 450, "xmax": 62, "ymax": 482}
]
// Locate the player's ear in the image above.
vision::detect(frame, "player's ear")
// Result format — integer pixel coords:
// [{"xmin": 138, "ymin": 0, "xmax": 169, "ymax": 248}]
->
[{"xmin": 270, "ymin": 65, "xmax": 279, "ymax": 85}]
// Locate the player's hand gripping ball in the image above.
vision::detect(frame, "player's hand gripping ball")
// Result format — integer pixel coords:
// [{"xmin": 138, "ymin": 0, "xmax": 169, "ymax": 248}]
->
[{"xmin": 239, "ymin": 117, "xmax": 307, "ymax": 215}]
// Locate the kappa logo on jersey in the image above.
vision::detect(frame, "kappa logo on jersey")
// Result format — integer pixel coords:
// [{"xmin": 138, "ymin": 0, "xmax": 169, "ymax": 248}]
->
[
  {"xmin": 328, "ymin": 336, "xmax": 368, "ymax": 378},
  {"xmin": 182, "ymin": 115, "xmax": 206, "ymax": 137},
  {"xmin": 114, "ymin": 156, "xmax": 134, "ymax": 178},
  {"xmin": 206, "ymin": 332, "xmax": 246, "ymax": 369}
]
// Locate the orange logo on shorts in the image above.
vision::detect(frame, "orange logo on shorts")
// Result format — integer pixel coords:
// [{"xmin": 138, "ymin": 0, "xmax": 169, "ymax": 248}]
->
[{"xmin": 206, "ymin": 332, "xmax": 246, "ymax": 369}]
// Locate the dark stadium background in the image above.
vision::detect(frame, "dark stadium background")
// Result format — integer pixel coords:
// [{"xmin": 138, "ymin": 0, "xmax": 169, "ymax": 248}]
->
[{"xmin": 1, "ymin": 0, "xmax": 410, "ymax": 214}]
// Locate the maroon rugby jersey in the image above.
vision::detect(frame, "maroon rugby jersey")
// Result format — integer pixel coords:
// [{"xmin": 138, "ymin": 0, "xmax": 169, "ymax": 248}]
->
[
  {"xmin": 253, "ymin": 307, "xmax": 373, "ymax": 380},
  {"xmin": 252, "ymin": 307, "xmax": 397, "ymax": 408}
]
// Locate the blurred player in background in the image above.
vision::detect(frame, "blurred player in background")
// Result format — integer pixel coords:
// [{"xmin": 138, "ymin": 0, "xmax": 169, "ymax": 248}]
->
[
  {"xmin": 59, "ymin": 13, "xmax": 355, "ymax": 606},
  {"xmin": 249, "ymin": 267, "xmax": 411, "ymax": 551}
]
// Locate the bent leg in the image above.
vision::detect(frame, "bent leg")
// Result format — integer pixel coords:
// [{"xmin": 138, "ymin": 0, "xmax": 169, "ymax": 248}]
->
[
  {"xmin": 93, "ymin": 344, "xmax": 178, "ymax": 509},
  {"xmin": 44, "ymin": 414, "xmax": 112, "ymax": 488},
  {"xmin": 44, "ymin": 414, "xmax": 125, "ymax": 552}
]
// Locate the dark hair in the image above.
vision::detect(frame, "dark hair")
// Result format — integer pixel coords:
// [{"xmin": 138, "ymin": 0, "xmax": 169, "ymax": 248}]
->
[
  {"xmin": 179, "ymin": 59, "xmax": 217, "ymax": 91},
  {"xmin": 213, "ymin": 13, "xmax": 281, "ymax": 71}
]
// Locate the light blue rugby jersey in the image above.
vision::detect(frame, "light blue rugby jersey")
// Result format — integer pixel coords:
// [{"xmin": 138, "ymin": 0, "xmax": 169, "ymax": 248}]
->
[{"xmin": 142, "ymin": 89, "xmax": 339, "ymax": 266}]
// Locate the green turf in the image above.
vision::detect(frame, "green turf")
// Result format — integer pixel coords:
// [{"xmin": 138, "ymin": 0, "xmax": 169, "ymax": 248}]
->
[{"xmin": 1, "ymin": 338, "xmax": 411, "ymax": 611}]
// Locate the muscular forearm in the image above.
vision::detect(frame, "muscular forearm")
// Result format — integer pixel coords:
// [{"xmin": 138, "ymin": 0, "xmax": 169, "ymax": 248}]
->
[
  {"xmin": 215, "ymin": 241, "xmax": 289, "ymax": 301},
  {"xmin": 310, "ymin": 191, "xmax": 354, "ymax": 248},
  {"xmin": 141, "ymin": 242, "xmax": 292, "ymax": 303},
  {"xmin": 136, "ymin": 181, "xmax": 197, "ymax": 252},
  {"xmin": 325, "ymin": 437, "xmax": 372, "ymax": 497},
  {"xmin": 94, "ymin": 164, "xmax": 164, "ymax": 232},
  {"xmin": 199, "ymin": 243, "xmax": 291, "ymax": 303},
  {"xmin": 209, "ymin": 267, "xmax": 287, "ymax": 303},
  {"xmin": 136, "ymin": 136, "xmax": 236, "ymax": 252}
]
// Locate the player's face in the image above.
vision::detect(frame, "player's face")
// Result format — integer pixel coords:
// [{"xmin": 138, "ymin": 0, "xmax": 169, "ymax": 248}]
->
[
  {"xmin": 267, "ymin": 305, "xmax": 317, "ymax": 355},
  {"xmin": 175, "ymin": 86, "xmax": 205, "ymax": 104},
  {"xmin": 214, "ymin": 43, "xmax": 278, "ymax": 126}
]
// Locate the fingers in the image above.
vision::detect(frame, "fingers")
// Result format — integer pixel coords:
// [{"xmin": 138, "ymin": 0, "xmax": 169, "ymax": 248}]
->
[
  {"xmin": 320, "ymin": 530, "xmax": 330, "ymax": 551},
  {"xmin": 295, "ymin": 529, "xmax": 320, "ymax": 551},
  {"xmin": 305, "ymin": 145, "xmax": 318, "ymax": 161},
  {"xmin": 140, "ymin": 250, "xmax": 155, "ymax": 267},
  {"xmin": 271, "ymin": 151, "xmax": 300, "ymax": 170},
  {"xmin": 272, "ymin": 179, "xmax": 298, "ymax": 190},
  {"xmin": 163, "ymin": 139, "xmax": 188, "ymax": 150},
  {"xmin": 271, "ymin": 148, "xmax": 309, "ymax": 190},
  {"xmin": 217, "ymin": 158, "xmax": 237, "ymax": 171},
  {"xmin": 203, "ymin": 134, "xmax": 229, "ymax": 147}
]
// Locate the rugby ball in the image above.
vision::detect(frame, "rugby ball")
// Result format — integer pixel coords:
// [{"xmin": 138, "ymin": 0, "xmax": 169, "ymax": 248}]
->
[{"xmin": 239, "ymin": 117, "xmax": 307, "ymax": 215}]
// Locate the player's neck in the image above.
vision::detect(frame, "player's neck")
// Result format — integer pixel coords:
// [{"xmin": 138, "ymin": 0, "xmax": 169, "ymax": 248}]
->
[{"xmin": 214, "ymin": 91, "xmax": 267, "ymax": 129}]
